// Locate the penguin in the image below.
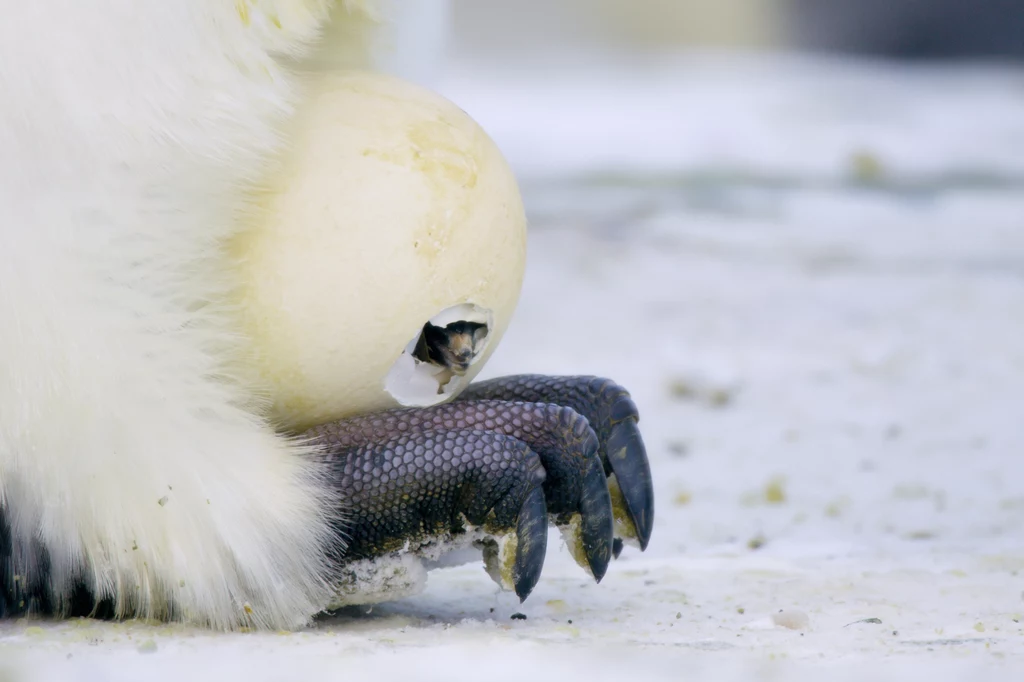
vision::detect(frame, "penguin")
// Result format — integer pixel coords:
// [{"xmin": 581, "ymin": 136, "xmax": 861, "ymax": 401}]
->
[{"xmin": 0, "ymin": 0, "xmax": 654, "ymax": 631}]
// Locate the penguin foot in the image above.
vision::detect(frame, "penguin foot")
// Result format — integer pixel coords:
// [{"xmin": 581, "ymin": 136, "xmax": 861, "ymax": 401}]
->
[{"xmin": 309, "ymin": 375, "xmax": 653, "ymax": 602}]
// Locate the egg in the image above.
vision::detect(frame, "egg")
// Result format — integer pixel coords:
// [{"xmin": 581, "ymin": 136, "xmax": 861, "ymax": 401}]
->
[{"xmin": 232, "ymin": 71, "xmax": 527, "ymax": 430}]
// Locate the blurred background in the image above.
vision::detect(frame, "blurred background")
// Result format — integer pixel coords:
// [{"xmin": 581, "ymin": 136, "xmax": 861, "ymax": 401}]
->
[
  {"xmin": 378, "ymin": 0, "xmax": 1024, "ymax": 183},
  {"xmin": 383, "ymin": 0, "xmax": 1024, "ymax": 71},
  {"xmin": 363, "ymin": 3, "xmax": 1024, "ymax": 662},
  {"xmin": 447, "ymin": 0, "xmax": 1024, "ymax": 59}
]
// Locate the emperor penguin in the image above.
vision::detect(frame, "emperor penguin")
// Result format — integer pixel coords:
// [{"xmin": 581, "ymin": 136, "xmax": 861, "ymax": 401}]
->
[{"xmin": 0, "ymin": 0, "xmax": 654, "ymax": 631}]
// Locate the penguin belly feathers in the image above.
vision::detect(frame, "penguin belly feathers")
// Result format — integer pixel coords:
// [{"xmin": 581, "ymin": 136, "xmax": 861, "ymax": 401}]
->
[{"xmin": 0, "ymin": 1, "xmax": 526, "ymax": 630}]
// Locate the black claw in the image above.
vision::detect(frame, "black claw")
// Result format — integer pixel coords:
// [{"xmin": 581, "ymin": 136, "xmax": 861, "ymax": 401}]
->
[
  {"xmin": 605, "ymin": 413, "xmax": 654, "ymax": 551},
  {"xmin": 513, "ymin": 486, "xmax": 548, "ymax": 602},
  {"xmin": 578, "ymin": 455, "xmax": 614, "ymax": 582},
  {"xmin": 458, "ymin": 375, "xmax": 656, "ymax": 553}
]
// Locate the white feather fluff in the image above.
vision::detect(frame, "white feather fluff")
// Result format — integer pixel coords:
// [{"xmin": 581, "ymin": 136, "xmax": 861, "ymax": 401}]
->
[{"xmin": 0, "ymin": 0, "xmax": 383, "ymax": 630}]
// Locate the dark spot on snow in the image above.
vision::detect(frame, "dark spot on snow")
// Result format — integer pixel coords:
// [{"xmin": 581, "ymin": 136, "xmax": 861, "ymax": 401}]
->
[
  {"xmin": 511, "ymin": 613, "xmax": 527, "ymax": 621},
  {"xmin": 667, "ymin": 378, "xmax": 737, "ymax": 409},
  {"xmin": 905, "ymin": 638, "xmax": 989, "ymax": 647},
  {"xmin": 666, "ymin": 440, "xmax": 689, "ymax": 458}
]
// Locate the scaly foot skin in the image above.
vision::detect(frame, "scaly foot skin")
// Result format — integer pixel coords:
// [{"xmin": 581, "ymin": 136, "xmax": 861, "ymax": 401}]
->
[{"xmin": 308, "ymin": 375, "xmax": 654, "ymax": 602}]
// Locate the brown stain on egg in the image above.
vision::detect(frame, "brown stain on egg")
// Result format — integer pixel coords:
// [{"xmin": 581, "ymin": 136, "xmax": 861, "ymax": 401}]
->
[
  {"xmin": 406, "ymin": 117, "xmax": 479, "ymax": 261},
  {"xmin": 360, "ymin": 116, "xmax": 480, "ymax": 263}
]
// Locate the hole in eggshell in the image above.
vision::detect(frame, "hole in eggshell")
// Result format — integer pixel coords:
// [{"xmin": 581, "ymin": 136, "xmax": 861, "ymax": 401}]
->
[{"xmin": 384, "ymin": 303, "xmax": 494, "ymax": 407}]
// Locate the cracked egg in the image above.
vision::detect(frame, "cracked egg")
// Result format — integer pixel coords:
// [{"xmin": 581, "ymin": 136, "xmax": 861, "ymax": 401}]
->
[{"xmin": 232, "ymin": 71, "xmax": 526, "ymax": 430}]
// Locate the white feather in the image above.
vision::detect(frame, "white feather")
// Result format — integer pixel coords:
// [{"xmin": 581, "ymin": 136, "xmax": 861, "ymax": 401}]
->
[{"xmin": 0, "ymin": 0, "xmax": 383, "ymax": 630}]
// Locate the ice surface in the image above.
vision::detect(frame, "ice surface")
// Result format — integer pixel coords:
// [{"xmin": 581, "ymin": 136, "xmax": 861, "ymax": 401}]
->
[{"xmin": 3, "ymin": 57, "xmax": 1023, "ymax": 680}]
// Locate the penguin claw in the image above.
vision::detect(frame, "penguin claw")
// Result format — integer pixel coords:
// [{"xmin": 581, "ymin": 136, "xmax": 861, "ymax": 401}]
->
[
  {"xmin": 511, "ymin": 486, "xmax": 547, "ymax": 601},
  {"xmin": 459, "ymin": 375, "xmax": 655, "ymax": 553}
]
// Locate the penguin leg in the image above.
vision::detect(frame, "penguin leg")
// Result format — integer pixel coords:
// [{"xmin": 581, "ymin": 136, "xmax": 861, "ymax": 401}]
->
[{"xmin": 308, "ymin": 375, "xmax": 653, "ymax": 602}]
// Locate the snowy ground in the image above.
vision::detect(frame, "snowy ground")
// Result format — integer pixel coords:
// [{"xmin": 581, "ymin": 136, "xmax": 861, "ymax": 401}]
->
[{"xmin": 4, "ymin": 57, "xmax": 1024, "ymax": 680}]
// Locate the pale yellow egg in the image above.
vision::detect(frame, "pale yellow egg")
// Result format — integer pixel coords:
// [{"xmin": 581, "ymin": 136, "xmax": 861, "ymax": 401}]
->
[{"xmin": 234, "ymin": 71, "xmax": 526, "ymax": 430}]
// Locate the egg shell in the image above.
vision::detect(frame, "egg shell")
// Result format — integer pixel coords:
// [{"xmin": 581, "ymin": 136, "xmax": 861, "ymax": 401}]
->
[{"xmin": 233, "ymin": 71, "xmax": 527, "ymax": 430}]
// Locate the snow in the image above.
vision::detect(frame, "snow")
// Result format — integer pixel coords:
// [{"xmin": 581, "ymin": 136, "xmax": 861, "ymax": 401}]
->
[{"xmin": 4, "ymin": 56, "xmax": 1024, "ymax": 680}]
